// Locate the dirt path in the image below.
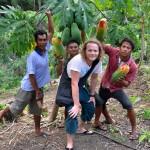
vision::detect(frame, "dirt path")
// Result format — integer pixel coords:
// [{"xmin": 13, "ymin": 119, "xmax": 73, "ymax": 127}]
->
[{"xmin": 0, "ymin": 74, "xmax": 150, "ymax": 150}]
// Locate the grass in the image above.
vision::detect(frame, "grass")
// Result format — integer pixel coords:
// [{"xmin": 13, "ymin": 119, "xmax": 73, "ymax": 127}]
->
[
  {"xmin": 129, "ymin": 96, "xmax": 140, "ymax": 104},
  {"xmin": 143, "ymin": 108, "xmax": 150, "ymax": 120},
  {"xmin": 139, "ymin": 130, "xmax": 150, "ymax": 143},
  {"xmin": 108, "ymin": 125, "xmax": 127, "ymax": 142},
  {"xmin": 0, "ymin": 103, "xmax": 7, "ymax": 110}
]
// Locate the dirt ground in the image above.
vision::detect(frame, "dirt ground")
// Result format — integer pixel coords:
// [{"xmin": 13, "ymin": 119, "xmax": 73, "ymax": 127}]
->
[{"xmin": 0, "ymin": 71, "xmax": 150, "ymax": 150}]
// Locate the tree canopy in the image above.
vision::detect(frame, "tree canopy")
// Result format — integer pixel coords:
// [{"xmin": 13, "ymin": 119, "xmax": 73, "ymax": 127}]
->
[{"xmin": 0, "ymin": 0, "xmax": 149, "ymax": 62}]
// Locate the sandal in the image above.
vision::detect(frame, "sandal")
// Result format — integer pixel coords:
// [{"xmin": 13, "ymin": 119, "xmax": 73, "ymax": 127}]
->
[
  {"xmin": 93, "ymin": 124, "xmax": 107, "ymax": 131},
  {"xmin": 65, "ymin": 146, "xmax": 74, "ymax": 150},
  {"xmin": 129, "ymin": 132, "xmax": 139, "ymax": 140},
  {"xmin": 76, "ymin": 129, "xmax": 94, "ymax": 135}
]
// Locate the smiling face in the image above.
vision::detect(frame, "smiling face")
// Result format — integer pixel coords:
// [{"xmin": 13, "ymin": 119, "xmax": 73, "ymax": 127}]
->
[
  {"xmin": 67, "ymin": 42, "xmax": 79, "ymax": 58},
  {"xmin": 85, "ymin": 42, "xmax": 100, "ymax": 63},
  {"xmin": 119, "ymin": 41, "xmax": 132, "ymax": 59}
]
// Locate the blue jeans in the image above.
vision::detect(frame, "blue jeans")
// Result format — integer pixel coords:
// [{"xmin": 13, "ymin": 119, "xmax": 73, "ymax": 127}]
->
[{"xmin": 65, "ymin": 101, "xmax": 95, "ymax": 134}]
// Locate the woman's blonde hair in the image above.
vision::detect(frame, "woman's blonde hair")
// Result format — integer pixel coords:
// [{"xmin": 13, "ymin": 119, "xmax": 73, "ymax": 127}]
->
[{"xmin": 81, "ymin": 39, "xmax": 103, "ymax": 61}]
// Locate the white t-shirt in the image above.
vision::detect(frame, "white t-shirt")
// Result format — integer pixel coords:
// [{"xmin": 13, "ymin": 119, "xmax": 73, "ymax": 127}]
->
[{"xmin": 67, "ymin": 54, "xmax": 102, "ymax": 78}]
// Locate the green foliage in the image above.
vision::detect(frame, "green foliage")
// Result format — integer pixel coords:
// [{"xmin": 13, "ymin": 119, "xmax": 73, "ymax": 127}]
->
[
  {"xmin": 0, "ymin": 103, "xmax": 7, "ymax": 110},
  {"xmin": 143, "ymin": 109, "xmax": 150, "ymax": 120},
  {"xmin": 129, "ymin": 96, "xmax": 140, "ymax": 104},
  {"xmin": 0, "ymin": 55, "xmax": 26, "ymax": 93},
  {"xmin": 139, "ymin": 130, "xmax": 150, "ymax": 143},
  {"xmin": 132, "ymin": 51, "xmax": 140, "ymax": 60},
  {"xmin": 90, "ymin": 0, "xmax": 149, "ymax": 52},
  {"xmin": 42, "ymin": 109, "xmax": 48, "ymax": 117},
  {"xmin": 0, "ymin": 5, "xmax": 36, "ymax": 56},
  {"xmin": 140, "ymin": 66, "xmax": 150, "ymax": 74},
  {"xmin": 108, "ymin": 124, "xmax": 119, "ymax": 134},
  {"xmin": 41, "ymin": 0, "xmax": 97, "ymax": 33},
  {"xmin": 108, "ymin": 124, "xmax": 127, "ymax": 142},
  {"xmin": 0, "ymin": 0, "xmax": 44, "ymax": 10},
  {"xmin": 0, "ymin": 0, "xmax": 149, "ymax": 81}
]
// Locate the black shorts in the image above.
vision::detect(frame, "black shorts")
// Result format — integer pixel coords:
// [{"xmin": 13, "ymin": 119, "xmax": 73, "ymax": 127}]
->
[
  {"xmin": 95, "ymin": 92, "xmax": 105, "ymax": 106},
  {"xmin": 97, "ymin": 86, "xmax": 133, "ymax": 110}
]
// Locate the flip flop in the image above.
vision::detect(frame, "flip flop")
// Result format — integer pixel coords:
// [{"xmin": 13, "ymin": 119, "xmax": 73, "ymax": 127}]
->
[
  {"xmin": 65, "ymin": 147, "xmax": 74, "ymax": 150},
  {"xmin": 129, "ymin": 132, "xmax": 139, "ymax": 140},
  {"xmin": 36, "ymin": 132, "xmax": 50, "ymax": 138},
  {"xmin": 93, "ymin": 124, "xmax": 107, "ymax": 131},
  {"xmin": 76, "ymin": 129, "xmax": 94, "ymax": 135}
]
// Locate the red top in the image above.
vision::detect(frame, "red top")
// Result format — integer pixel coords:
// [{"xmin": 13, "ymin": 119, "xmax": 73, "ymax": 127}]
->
[{"xmin": 101, "ymin": 45, "xmax": 138, "ymax": 92}]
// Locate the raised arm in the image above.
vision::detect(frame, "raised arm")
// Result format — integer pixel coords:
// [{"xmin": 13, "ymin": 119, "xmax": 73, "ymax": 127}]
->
[
  {"xmin": 45, "ymin": 10, "xmax": 54, "ymax": 43},
  {"xmin": 102, "ymin": 43, "xmax": 118, "ymax": 56}
]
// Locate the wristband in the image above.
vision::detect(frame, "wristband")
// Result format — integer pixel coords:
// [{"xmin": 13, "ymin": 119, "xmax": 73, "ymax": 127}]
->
[{"xmin": 90, "ymin": 94, "xmax": 95, "ymax": 97}]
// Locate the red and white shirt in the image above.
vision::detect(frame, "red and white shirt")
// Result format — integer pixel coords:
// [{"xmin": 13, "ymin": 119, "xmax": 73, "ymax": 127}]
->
[{"xmin": 101, "ymin": 45, "xmax": 138, "ymax": 92}]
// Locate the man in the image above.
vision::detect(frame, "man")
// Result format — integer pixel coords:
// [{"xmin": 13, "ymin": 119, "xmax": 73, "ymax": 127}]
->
[
  {"xmin": 0, "ymin": 11, "xmax": 54, "ymax": 136},
  {"xmin": 94, "ymin": 38, "xmax": 138, "ymax": 140},
  {"xmin": 56, "ymin": 39, "xmax": 80, "ymax": 76}
]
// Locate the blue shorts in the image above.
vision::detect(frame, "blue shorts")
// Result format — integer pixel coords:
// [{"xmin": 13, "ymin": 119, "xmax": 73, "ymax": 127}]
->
[{"xmin": 98, "ymin": 86, "xmax": 133, "ymax": 110}]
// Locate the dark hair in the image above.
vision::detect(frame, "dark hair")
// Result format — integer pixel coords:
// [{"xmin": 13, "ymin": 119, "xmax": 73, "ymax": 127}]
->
[
  {"xmin": 34, "ymin": 30, "xmax": 47, "ymax": 42},
  {"xmin": 66, "ymin": 39, "xmax": 80, "ymax": 47},
  {"xmin": 119, "ymin": 38, "xmax": 135, "ymax": 50}
]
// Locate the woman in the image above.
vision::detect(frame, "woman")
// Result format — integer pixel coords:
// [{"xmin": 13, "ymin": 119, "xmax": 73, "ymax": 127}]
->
[{"xmin": 56, "ymin": 39, "xmax": 103, "ymax": 150}]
